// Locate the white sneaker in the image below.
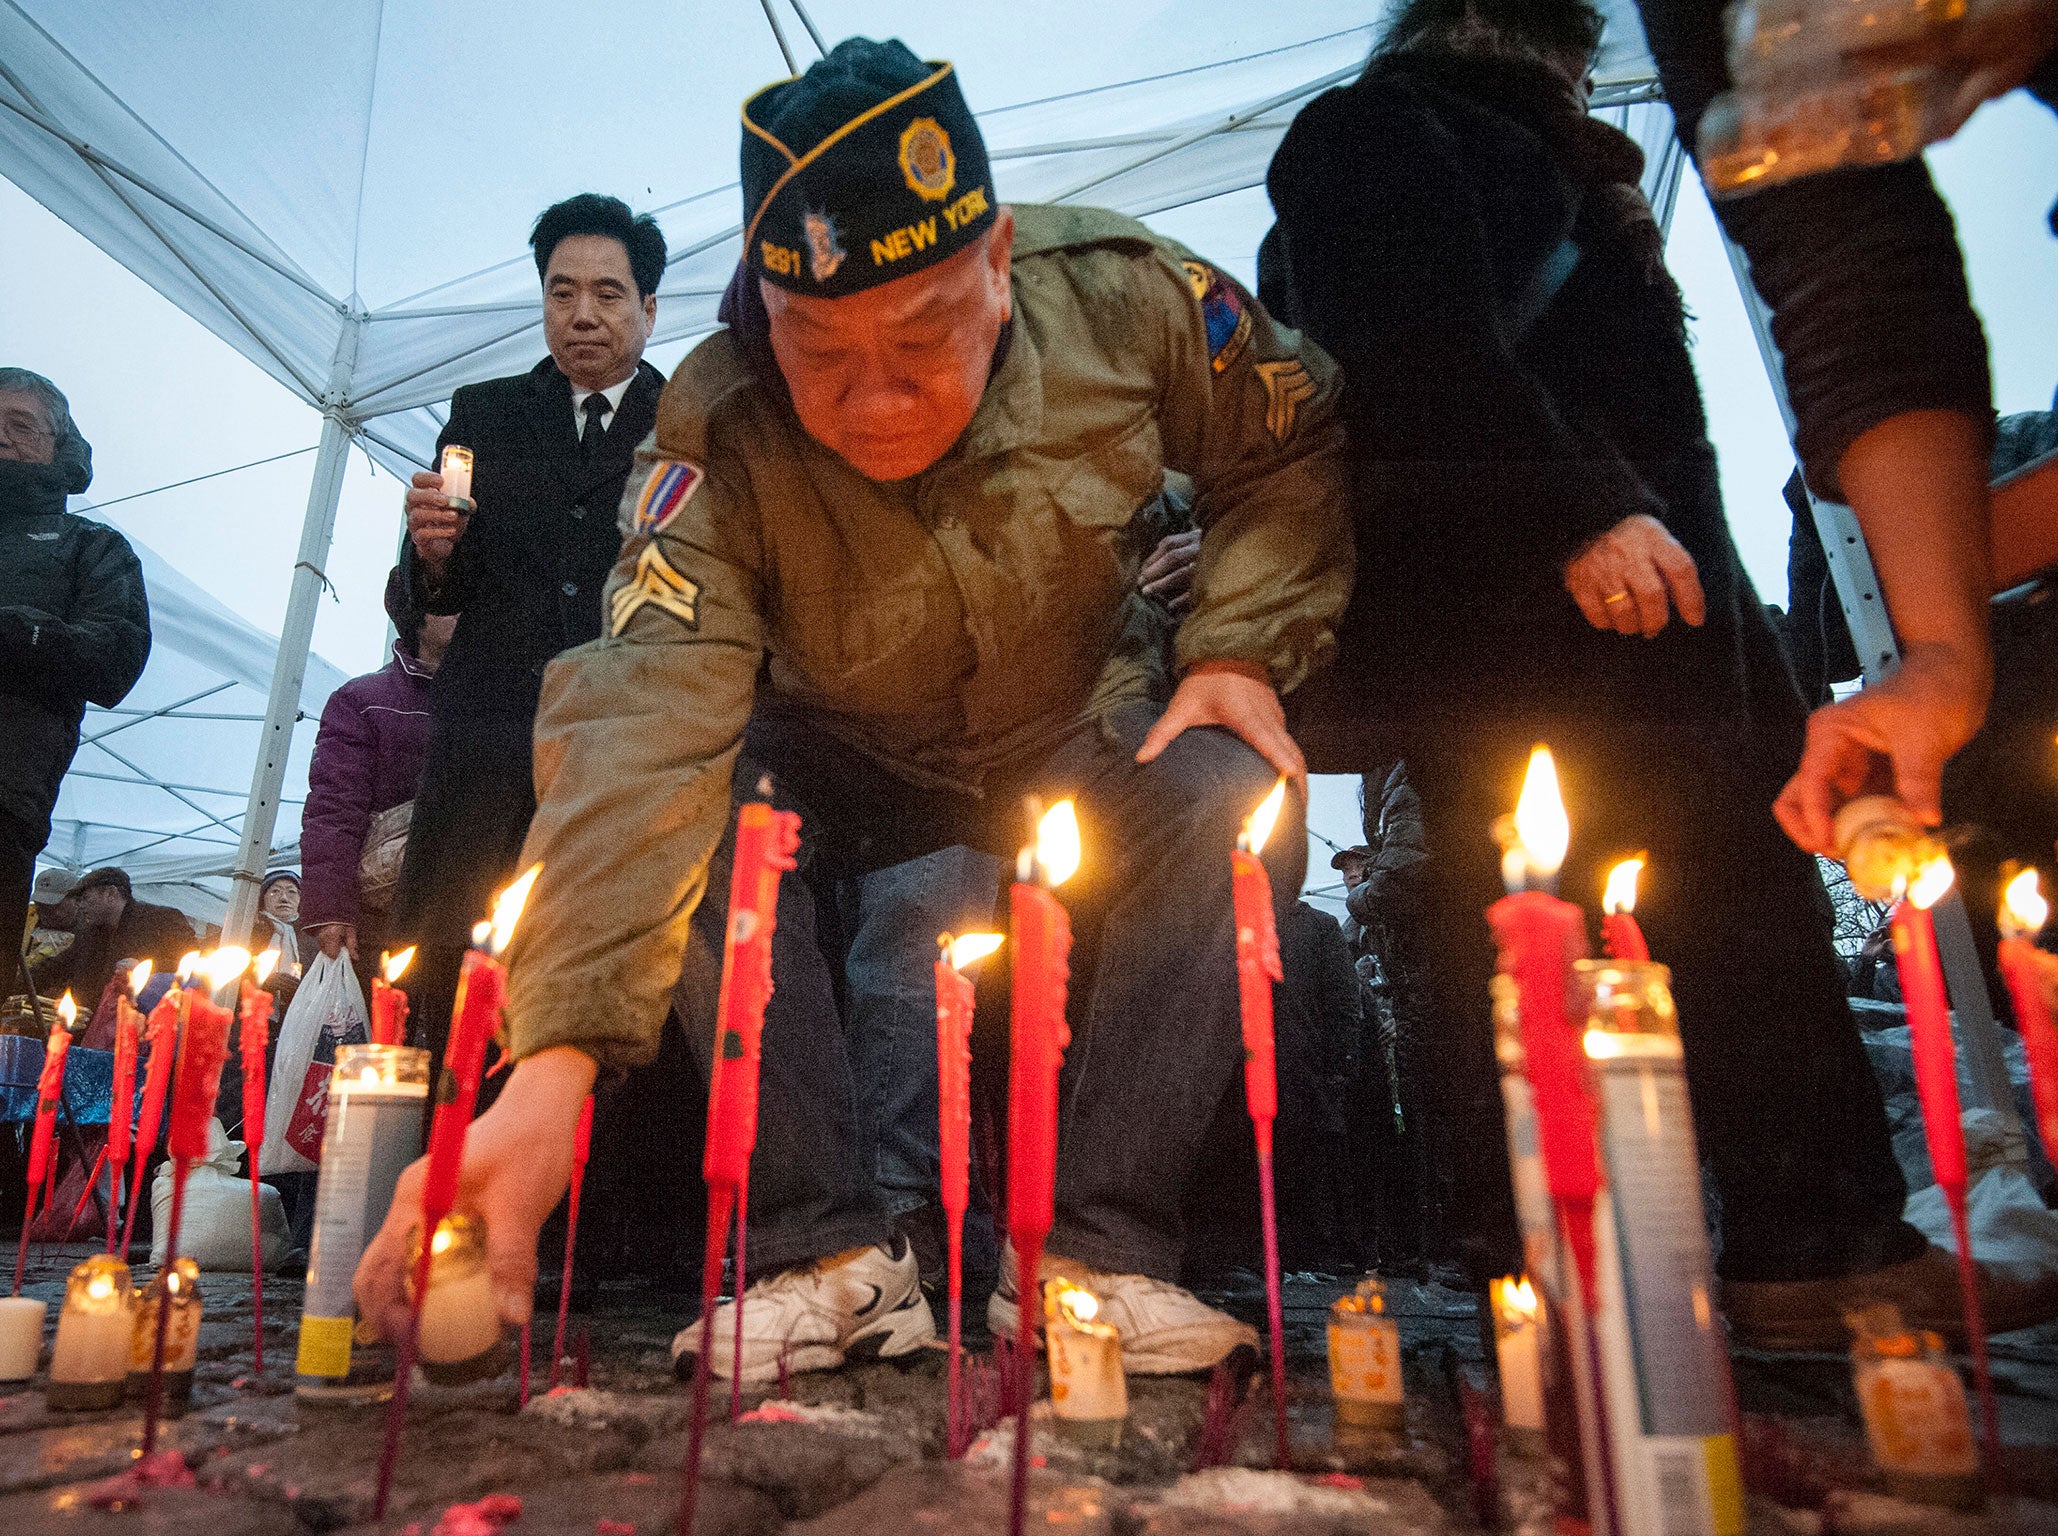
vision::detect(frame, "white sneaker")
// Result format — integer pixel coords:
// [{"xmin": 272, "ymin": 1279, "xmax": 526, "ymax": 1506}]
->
[
  {"xmin": 671, "ymin": 1240, "xmax": 935, "ymax": 1384},
  {"xmin": 986, "ymin": 1243, "xmax": 1258, "ymax": 1375}
]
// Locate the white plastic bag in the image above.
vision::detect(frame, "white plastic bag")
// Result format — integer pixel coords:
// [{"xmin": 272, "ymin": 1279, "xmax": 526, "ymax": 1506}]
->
[
  {"xmin": 151, "ymin": 1117, "xmax": 296, "ymax": 1270},
  {"xmin": 261, "ymin": 950, "xmax": 368, "ymax": 1174}
]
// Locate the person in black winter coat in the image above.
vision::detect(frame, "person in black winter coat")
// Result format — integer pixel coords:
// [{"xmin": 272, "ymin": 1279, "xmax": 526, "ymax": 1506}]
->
[
  {"xmin": 1263, "ymin": 0, "xmax": 2054, "ymax": 1348},
  {"xmin": 389, "ymin": 195, "xmax": 666, "ymax": 1066},
  {"xmin": 0, "ymin": 369, "xmax": 151, "ymax": 976}
]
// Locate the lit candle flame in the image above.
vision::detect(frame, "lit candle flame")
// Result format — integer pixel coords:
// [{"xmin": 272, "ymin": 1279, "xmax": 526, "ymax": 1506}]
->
[
  {"xmin": 383, "ymin": 945, "xmax": 418, "ymax": 983},
  {"xmin": 1602, "ymin": 856, "xmax": 1644, "ymax": 917},
  {"xmin": 1512, "ymin": 745, "xmax": 1570, "ymax": 883},
  {"xmin": 176, "ymin": 951, "xmax": 202, "ymax": 982},
  {"xmin": 1037, "ymin": 801, "xmax": 1081, "ymax": 889},
  {"xmin": 1906, "ymin": 855, "xmax": 1956, "ymax": 912},
  {"xmin": 255, "ymin": 948, "xmax": 281, "ymax": 984},
  {"xmin": 1055, "ymin": 1282, "xmax": 1100, "ymax": 1327},
  {"xmin": 86, "ymin": 1272, "xmax": 114, "ymax": 1302},
  {"xmin": 359, "ymin": 1066, "xmax": 382, "ymax": 1088},
  {"xmin": 205, "ymin": 945, "xmax": 252, "ymax": 990},
  {"xmin": 487, "ymin": 864, "xmax": 541, "ymax": 955},
  {"xmin": 1244, "ymin": 778, "xmax": 1288, "ymax": 857},
  {"xmin": 1496, "ymin": 1275, "xmax": 1538, "ymax": 1325},
  {"xmin": 2001, "ymin": 868, "xmax": 2048, "ymax": 941},
  {"xmin": 430, "ymin": 1222, "xmax": 456, "ymax": 1257},
  {"xmin": 56, "ymin": 991, "xmax": 77, "ymax": 1028},
  {"xmin": 128, "ymin": 960, "xmax": 153, "ymax": 992},
  {"xmin": 945, "ymin": 933, "xmax": 1003, "ymax": 971}
]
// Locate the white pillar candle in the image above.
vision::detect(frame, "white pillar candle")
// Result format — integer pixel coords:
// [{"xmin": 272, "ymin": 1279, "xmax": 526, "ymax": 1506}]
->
[
  {"xmin": 1044, "ymin": 1280, "xmax": 1126, "ymax": 1447},
  {"xmin": 1491, "ymin": 1276, "xmax": 1544, "ymax": 1439},
  {"xmin": 0, "ymin": 1296, "xmax": 47, "ymax": 1383},
  {"xmin": 48, "ymin": 1255, "xmax": 134, "ymax": 1410},
  {"xmin": 439, "ymin": 444, "xmax": 474, "ymax": 507},
  {"xmin": 1329, "ymin": 1278, "xmax": 1404, "ymax": 1430},
  {"xmin": 411, "ymin": 1213, "xmax": 508, "ymax": 1385}
]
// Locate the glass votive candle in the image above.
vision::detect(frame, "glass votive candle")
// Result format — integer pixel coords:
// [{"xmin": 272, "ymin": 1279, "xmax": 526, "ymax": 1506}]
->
[
  {"xmin": 407, "ymin": 1213, "xmax": 508, "ymax": 1385},
  {"xmin": 1849, "ymin": 1304, "xmax": 1982, "ymax": 1509},
  {"xmin": 128, "ymin": 1257, "xmax": 203, "ymax": 1415},
  {"xmin": 1329, "ymin": 1276, "xmax": 1404, "ymax": 1430},
  {"xmin": 0, "ymin": 1295, "xmax": 47, "ymax": 1384},
  {"xmin": 1043, "ymin": 1278, "xmax": 1126, "ymax": 1447},
  {"xmin": 47, "ymin": 1255, "xmax": 134, "ymax": 1410}
]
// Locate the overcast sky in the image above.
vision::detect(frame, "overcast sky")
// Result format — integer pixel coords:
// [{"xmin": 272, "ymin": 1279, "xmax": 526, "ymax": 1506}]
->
[{"xmin": 3, "ymin": 88, "xmax": 2054, "ymax": 913}]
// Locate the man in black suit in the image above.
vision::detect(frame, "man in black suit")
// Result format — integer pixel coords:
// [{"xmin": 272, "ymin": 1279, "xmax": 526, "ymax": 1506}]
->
[{"xmin": 391, "ymin": 194, "xmax": 667, "ymax": 1068}]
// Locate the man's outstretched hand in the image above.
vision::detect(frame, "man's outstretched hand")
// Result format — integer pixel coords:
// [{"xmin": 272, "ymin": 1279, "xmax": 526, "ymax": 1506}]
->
[
  {"xmin": 1773, "ymin": 642, "xmax": 1990, "ymax": 855},
  {"xmin": 1137, "ymin": 661, "xmax": 1305, "ymax": 793},
  {"xmin": 353, "ymin": 1045, "xmax": 596, "ymax": 1345}
]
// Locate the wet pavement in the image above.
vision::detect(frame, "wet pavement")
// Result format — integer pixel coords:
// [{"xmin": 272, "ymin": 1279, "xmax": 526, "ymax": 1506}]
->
[{"xmin": 1, "ymin": 1246, "xmax": 2053, "ymax": 1534}]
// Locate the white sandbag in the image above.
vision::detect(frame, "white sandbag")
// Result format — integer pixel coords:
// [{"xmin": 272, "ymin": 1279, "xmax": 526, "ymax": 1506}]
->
[
  {"xmin": 262, "ymin": 949, "xmax": 367, "ymax": 1174},
  {"xmin": 150, "ymin": 1117, "xmax": 296, "ymax": 1271},
  {"xmin": 1903, "ymin": 1109, "xmax": 2058, "ymax": 1300}
]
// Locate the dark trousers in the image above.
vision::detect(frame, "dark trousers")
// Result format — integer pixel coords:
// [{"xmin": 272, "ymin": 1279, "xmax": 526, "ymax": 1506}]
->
[
  {"xmin": 1404, "ymin": 726, "xmax": 1922, "ymax": 1286},
  {"xmin": 674, "ymin": 700, "xmax": 1304, "ymax": 1282},
  {"xmin": 2, "ymin": 811, "xmax": 36, "ymax": 994}
]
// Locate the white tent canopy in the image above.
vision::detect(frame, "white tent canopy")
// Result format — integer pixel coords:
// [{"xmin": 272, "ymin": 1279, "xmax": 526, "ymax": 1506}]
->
[{"xmin": 1, "ymin": 0, "xmax": 1667, "ymax": 934}]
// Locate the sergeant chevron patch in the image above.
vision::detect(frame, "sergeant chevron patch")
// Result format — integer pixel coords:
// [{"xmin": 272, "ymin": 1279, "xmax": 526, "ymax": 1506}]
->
[
  {"xmin": 632, "ymin": 459, "xmax": 704, "ymax": 537},
  {"xmin": 609, "ymin": 541, "xmax": 701, "ymax": 635},
  {"xmin": 1254, "ymin": 360, "xmax": 1316, "ymax": 441}
]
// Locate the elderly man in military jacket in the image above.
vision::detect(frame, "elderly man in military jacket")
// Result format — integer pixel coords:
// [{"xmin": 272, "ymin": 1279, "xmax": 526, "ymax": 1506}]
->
[{"xmin": 361, "ymin": 38, "xmax": 1351, "ymax": 1381}]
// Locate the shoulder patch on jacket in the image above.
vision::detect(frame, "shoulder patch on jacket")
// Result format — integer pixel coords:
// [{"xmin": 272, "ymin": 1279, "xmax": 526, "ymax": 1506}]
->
[
  {"xmin": 1183, "ymin": 261, "xmax": 1253, "ymax": 374},
  {"xmin": 610, "ymin": 542, "xmax": 701, "ymax": 636},
  {"xmin": 1255, "ymin": 360, "xmax": 1317, "ymax": 441},
  {"xmin": 632, "ymin": 460, "xmax": 704, "ymax": 536}
]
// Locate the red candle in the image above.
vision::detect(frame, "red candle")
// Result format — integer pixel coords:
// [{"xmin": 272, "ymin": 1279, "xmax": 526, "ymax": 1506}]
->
[
  {"xmin": 1005, "ymin": 799, "xmax": 1078, "ymax": 1536},
  {"xmin": 1997, "ymin": 869, "xmax": 2058, "ymax": 1165},
  {"xmin": 551, "ymin": 1092, "xmax": 596, "ymax": 1390},
  {"xmin": 936, "ymin": 931, "xmax": 1001, "ymax": 1457},
  {"xmin": 371, "ymin": 946, "xmax": 416, "ymax": 1047},
  {"xmin": 12, "ymin": 993, "xmax": 76, "ymax": 1295},
  {"xmin": 1887, "ymin": 856, "xmax": 1998, "ymax": 1466},
  {"xmin": 681, "ymin": 793, "xmax": 802, "ymax": 1536},
  {"xmin": 236, "ymin": 949, "xmax": 279, "ymax": 1372},
  {"xmin": 107, "ymin": 965, "xmax": 148, "ymax": 1252},
  {"xmin": 123, "ymin": 969, "xmax": 191, "ymax": 1262},
  {"xmin": 1599, "ymin": 857, "xmax": 1651, "ymax": 964},
  {"xmin": 376, "ymin": 867, "xmax": 537, "ymax": 1522},
  {"xmin": 1231, "ymin": 779, "xmax": 1291, "ymax": 1468}
]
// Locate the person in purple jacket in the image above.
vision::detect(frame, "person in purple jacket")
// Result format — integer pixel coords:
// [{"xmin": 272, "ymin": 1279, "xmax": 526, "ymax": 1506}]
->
[{"xmin": 302, "ymin": 568, "xmax": 454, "ymax": 992}]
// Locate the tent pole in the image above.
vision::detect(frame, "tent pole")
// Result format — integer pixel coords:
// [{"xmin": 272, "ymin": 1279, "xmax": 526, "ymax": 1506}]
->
[
  {"xmin": 1716, "ymin": 229, "xmax": 2020, "ymax": 1129},
  {"xmin": 221, "ymin": 312, "xmax": 365, "ymax": 950}
]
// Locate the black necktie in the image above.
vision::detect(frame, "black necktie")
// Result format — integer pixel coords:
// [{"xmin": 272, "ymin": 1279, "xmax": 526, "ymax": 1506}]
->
[{"xmin": 580, "ymin": 393, "xmax": 609, "ymax": 460}]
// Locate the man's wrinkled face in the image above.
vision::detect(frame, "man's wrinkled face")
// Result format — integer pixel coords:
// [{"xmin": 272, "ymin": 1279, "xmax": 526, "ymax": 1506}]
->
[
  {"xmin": 0, "ymin": 389, "xmax": 58, "ymax": 465},
  {"xmin": 764, "ymin": 210, "xmax": 1014, "ymax": 482},
  {"xmin": 543, "ymin": 235, "xmax": 656, "ymax": 393}
]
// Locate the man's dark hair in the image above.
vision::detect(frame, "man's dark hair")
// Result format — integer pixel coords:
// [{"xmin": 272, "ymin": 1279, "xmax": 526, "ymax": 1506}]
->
[
  {"xmin": 1375, "ymin": 0, "xmax": 1606, "ymax": 61},
  {"xmin": 529, "ymin": 194, "xmax": 667, "ymax": 298},
  {"xmin": 72, "ymin": 867, "xmax": 133, "ymax": 900}
]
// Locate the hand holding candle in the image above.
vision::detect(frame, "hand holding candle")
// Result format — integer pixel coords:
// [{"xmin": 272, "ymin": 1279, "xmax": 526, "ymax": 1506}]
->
[
  {"xmin": 439, "ymin": 444, "xmax": 475, "ymax": 512},
  {"xmin": 1997, "ymin": 868, "xmax": 2058, "ymax": 1165}
]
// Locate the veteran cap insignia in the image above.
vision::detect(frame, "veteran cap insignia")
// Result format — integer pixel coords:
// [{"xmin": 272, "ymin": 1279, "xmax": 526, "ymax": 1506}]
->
[
  {"xmin": 898, "ymin": 117, "xmax": 956, "ymax": 202},
  {"xmin": 803, "ymin": 210, "xmax": 847, "ymax": 282}
]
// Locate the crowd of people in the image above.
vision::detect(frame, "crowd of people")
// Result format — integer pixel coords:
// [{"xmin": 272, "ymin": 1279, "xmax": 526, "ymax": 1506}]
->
[{"xmin": 9, "ymin": 0, "xmax": 2058, "ymax": 1382}]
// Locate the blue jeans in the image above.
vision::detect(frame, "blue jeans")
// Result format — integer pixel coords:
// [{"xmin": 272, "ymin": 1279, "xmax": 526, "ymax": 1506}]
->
[
  {"xmin": 676, "ymin": 699, "xmax": 1304, "ymax": 1281},
  {"xmin": 837, "ymin": 849, "xmax": 1003, "ymax": 1218}
]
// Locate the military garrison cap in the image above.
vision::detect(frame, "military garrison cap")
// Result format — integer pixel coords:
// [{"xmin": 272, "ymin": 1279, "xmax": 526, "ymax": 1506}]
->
[{"xmin": 742, "ymin": 37, "xmax": 996, "ymax": 298}]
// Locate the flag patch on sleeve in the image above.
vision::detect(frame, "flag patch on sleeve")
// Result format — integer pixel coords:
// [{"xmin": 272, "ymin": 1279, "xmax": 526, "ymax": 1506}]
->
[
  {"xmin": 632, "ymin": 459, "xmax": 705, "ymax": 536},
  {"xmin": 1183, "ymin": 260, "xmax": 1253, "ymax": 375}
]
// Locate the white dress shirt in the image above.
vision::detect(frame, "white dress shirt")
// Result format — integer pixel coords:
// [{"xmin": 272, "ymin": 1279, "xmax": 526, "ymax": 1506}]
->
[{"xmin": 570, "ymin": 373, "xmax": 636, "ymax": 440}]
